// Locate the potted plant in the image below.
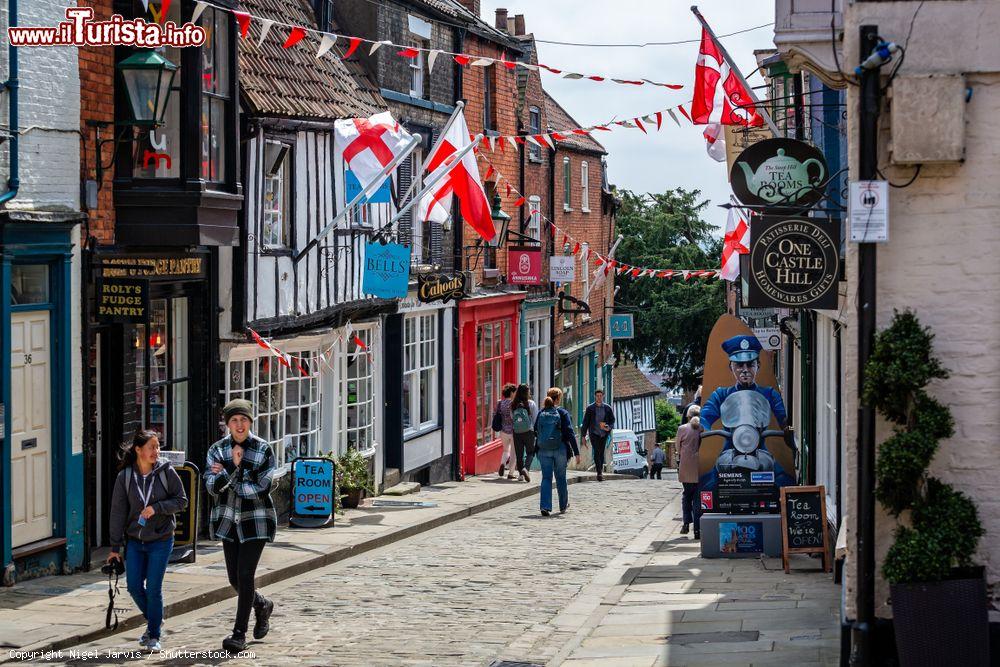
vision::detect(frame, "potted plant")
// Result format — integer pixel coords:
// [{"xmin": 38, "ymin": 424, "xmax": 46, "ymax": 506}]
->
[
  {"xmin": 865, "ymin": 311, "xmax": 988, "ymax": 666},
  {"xmin": 334, "ymin": 447, "xmax": 374, "ymax": 510}
]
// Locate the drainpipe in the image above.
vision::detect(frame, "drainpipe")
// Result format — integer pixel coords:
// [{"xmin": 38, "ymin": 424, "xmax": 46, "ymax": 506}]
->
[{"xmin": 0, "ymin": 0, "xmax": 18, "ymax": 205}]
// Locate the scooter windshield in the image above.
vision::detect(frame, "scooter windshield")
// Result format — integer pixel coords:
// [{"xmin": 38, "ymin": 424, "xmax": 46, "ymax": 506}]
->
[{"xmin": 719, "ymin": 391, "xmax": 772, "ymax": 429}]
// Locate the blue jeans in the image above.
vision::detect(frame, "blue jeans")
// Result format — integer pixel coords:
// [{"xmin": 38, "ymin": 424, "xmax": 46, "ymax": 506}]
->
[
  {"xmin": 537, "ymin": 448, "xmax": 568, "ymax": 512},
  {"xmin": 125, "ymin": 537, "xmax": 173, "ymax": 639}
]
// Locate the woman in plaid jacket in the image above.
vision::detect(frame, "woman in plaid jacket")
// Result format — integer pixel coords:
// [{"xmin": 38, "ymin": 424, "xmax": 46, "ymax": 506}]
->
[{"xmin": 204, "ymin": 399, "xmax": 277, "ymax": 653}]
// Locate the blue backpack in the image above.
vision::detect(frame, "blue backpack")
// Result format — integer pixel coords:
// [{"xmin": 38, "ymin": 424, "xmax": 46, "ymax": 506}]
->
[{"xmin": 535, "ymin": 408, "xmax": 563, "ymax": 450}]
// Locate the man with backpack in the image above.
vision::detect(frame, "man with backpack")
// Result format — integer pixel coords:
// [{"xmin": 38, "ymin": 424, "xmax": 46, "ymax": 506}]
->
[
  {"xmin": 534, "ymin": 388, "xmax": 580, "ymax": 516},
  {"xmin": 581, "ymin": 390, "xmax": 615, "ymax": 481},
  {"xmin": 510, "ymin": 384, "xmax": 538, "ymax": 482}
]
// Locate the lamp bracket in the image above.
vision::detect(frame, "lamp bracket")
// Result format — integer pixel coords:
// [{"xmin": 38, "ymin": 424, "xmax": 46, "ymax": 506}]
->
[{"xmin": 558, "ymin": 291, "xmax": 591, "ymax": 315}]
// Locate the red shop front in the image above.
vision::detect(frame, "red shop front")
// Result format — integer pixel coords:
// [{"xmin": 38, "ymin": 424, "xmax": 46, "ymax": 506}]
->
[{"xmin": 457, "ymin": 292, "xmax": 526, "ymax": 478}]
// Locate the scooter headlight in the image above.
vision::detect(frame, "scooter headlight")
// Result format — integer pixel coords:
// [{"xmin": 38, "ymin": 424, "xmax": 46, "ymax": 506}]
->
[{"xmin": 732, "ymin": 424, "xmax": 758, "ymax": 454}]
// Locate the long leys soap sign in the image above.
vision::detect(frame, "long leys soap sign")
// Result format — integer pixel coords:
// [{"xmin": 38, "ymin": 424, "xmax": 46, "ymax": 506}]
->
[
  {"xmin": 96, "ymin": 278, "xmax": 148, "ymax": 323},
  {"xmin": 748, "ymin": 216, "xmax": 839, "ymax": 309},
  {"xmin": 363, "ymin": 241, "xmax": 411, "ymax": 299}
]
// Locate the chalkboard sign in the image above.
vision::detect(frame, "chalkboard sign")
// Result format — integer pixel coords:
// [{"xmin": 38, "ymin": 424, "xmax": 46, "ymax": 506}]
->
[
  {"xmin": 779, "ymin": 485, "xmax": 830, "ymax": 573},
  {"xmin": 170, "ymin": 463, "xmax": 200, "ymax": 564}
]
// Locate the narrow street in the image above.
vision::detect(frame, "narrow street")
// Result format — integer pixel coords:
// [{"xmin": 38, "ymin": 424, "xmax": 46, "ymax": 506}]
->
[{"xmin": 58, "ymin": 479, "xmax": 838, "ymax": 667}]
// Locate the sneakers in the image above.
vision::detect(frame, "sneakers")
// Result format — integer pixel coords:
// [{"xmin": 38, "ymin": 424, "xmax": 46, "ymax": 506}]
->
[
  {"xmin": 560, "ymin": 503, "xmax": 569, "ymax": 514},
  {"xmin": 506, "ymin": 473, "xmax": 517, "ymax": 480},
  {"xmin": 520, "ymin": 469, "xmax": 531, "ymax": 482},
  {"xmin": 541, "ymin": 509, "xmax": 550, "ymax": 516},
  {"xmin": 138, "ymin": 631, "xmax": 149, "ymax": 647},
  {"xmin": 253, "ymin": 596, "xmax": 274, "ymax": 640},
  {"xmin": 498, "ymin": 462, "xmax": 506, "ymax": 477},
  {"xmin": 145, "ymin": 638, "xmax": 162, "ymax": 651},
  {"xmin": 680, "ymin": 523, "xmax": 690, "ymax": 535},
  {"xmin": 223, "ymin": 632, "xmax": 247, "ymax": 653}
]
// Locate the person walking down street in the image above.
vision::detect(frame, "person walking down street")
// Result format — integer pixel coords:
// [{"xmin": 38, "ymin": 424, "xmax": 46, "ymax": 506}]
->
[
  {"xmin": 650, "ymin": 443, "xmax": 666, "ymax": 479},
  {"xmin": 493, "ymin": 384, "xmax": 518, "ymax": 479},
  {"xmin": 205, "ymin": 399, "xmax": 278, "ymax": 653},
  {"xmin": 677, "ymin": 407, "xmax": 704, "ymax": 538},
  {"xmin": 510, "ymin": 384, "xmax": 538, "ymax": 482},
  {"xmin": 534, "ymin": 388, "xmax": 580, "ymax": 516},
  {"xmin": 581, "ymin": 390, "xmax": 615, "ymax": 481},
  {"xmin": 107, "ymin": 430, "xmax": 188, "ymax": 652}
]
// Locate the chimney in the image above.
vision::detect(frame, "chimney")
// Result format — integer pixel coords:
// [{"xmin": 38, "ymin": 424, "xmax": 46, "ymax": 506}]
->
[
  {"xmin": 456, "ymin": 0, "xmax": 480, "ymax": 17},
  {"xmin": 495, "ymin": 8, "xmax": 508, "ymax": 31},
  {"xmin": 513, "ymin": 14, "xmax": 526, "ymax": 36},
  {"xmin": 507, "ymin": 17, "xmax": 515, "ymax": 34}
]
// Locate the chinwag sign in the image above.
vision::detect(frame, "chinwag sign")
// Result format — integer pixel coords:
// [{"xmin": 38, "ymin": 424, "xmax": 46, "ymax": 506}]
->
[
  {"xmin": 363, "ymin": 241, "xmax": 411, "ymax": 299},
  {"xmin": 748, "ymin": 216, "xmax": 839, "ymax": 309},
  {"xmin": 731, "ymin": 138, "xmax": 828, "ymax": 209},
  {"xmin": 417, "ymin": 273, "xmax": 467, "ymax": 303},
  {"xmin": 96, "ymin": 278, "xmax": 149, "ymax": 323}
]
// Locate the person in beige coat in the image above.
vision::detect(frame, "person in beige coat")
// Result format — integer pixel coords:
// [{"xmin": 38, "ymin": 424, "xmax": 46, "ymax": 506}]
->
[{"xmin": 676, "ymin": 406, "xmax": 704, "ymax": 538}]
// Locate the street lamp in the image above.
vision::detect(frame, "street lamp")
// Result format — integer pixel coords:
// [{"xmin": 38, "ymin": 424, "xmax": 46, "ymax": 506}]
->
[
  {"xmin": 117, "ymin": 50, "xmax": 178, "ymax": 127},
  {"xmin": 489, "ymin": 192, "xmax": 511, "ymax": 246}
]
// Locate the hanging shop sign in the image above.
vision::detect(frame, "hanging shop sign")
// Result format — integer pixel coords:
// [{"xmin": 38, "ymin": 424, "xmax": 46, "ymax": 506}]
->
[
  {"xmin": 96, "ymin": 277, "xmax": 149, "ymax": 323},
  {"xmin": 99, "ymin": 256, "xmax": 206, "ymax": 279},
  {"xmin": 417, "ymin": 272, "xmax": 467, "ymax": 303},
  {"xmin": 363, "ymin": 241, "xmax": 411, "ymax": 299},
  {"xmin": 290, "ymin": 457, "xmax": 334, "ymax": 528},
  {"xmin": 724, "ymin": 124, "xmax": 772, "ymax": 175},
  {"xmin": 731, "ymin": 138, "xmax": 828, "ymax": 208},
  {"xmin": 549, "ymin": 255, "xmax": 576, "ymax": 283},
  {"xmin": 849, "ymin": 180, "xmax": 889, "ymax": 243},
  {"xmin": 748, "ymin": 216, "xmax": 839, "ymax": 309},
  {"xmin": 508, "ymin": 246, "xmax": 542, "ymax": 285},
  {"xmin": 609, "ymin": 313, "xmax": 635, "ymax": 340},
  {"xmin": 346, "ymin": 169, "xmax": 392, "ymax": 204}
]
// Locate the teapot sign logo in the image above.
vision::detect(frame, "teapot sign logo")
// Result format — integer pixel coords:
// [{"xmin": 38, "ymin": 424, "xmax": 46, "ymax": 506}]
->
[{"xmin": 731, "ymin": 138, "xmax": 828, "ymax": 209}]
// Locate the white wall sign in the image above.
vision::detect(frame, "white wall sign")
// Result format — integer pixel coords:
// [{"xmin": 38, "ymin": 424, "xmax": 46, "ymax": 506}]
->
[
  {"xmin": 849, "ymin": 180, "xmax": 889, "ymax": 243},
  {"xmin": 754, "ymin": 327, "xmax": 782, "ymax": 351},
  {"xmin": 550, "ymin": 256, "xmax": 575, "ymax": 283}
]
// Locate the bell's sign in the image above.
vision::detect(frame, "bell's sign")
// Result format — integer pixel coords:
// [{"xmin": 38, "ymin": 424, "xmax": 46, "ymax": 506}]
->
[{"xmin": 748, "ymin": 216, "xmax": 839, "ymax": 309}]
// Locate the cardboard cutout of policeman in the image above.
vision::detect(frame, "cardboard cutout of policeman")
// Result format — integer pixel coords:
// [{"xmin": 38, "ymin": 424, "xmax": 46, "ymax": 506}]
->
[{"xmin": 699, "ymin": 334, "xmax": 796, "ymax": 512}]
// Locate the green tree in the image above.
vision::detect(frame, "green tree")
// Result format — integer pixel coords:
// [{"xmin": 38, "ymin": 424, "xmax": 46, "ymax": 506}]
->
[
  {"xmin": 615, "ymin": 188, "xmax": 726, "ymax": 391},
  {"xmin": 654, "ymin": 399, "xmax": 681, "ymax": 443}
]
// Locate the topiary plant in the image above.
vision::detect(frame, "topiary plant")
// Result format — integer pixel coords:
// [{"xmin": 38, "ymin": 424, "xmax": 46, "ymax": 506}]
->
[{"xmin": 865, "ymin": 310, "xmax": 982, "ymax": 585}]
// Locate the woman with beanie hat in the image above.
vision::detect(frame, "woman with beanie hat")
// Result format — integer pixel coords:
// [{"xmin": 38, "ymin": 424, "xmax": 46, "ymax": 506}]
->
[{"xmin": 204, "ymin": 399, "xmax": 277, "ymax": 653}]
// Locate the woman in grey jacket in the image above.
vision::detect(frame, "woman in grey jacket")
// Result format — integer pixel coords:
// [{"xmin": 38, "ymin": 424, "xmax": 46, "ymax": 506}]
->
[{"xmin": 107, "ymin": 430, "xmax": 188, "ymax": 651}]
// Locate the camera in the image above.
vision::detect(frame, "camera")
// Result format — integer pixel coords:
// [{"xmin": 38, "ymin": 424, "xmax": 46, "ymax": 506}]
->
[{"xmin": 101, "ymin": 558, "xmax": 125, "ymax": 577}]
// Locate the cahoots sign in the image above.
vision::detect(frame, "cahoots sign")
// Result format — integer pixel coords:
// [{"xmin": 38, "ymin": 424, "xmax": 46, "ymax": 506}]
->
[
  {"xmin": 748, "ymin": 216, "xmax": 839, "ymax": 309},
  {"xmin": 417, "ymin": 273, "xmax": 468, "ymax": 303}
]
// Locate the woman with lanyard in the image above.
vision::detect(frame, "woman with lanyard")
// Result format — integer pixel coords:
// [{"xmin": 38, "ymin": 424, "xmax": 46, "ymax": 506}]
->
[{"xmin": 107, "ymin": 429, "xmax": 188, "ymax": 651}]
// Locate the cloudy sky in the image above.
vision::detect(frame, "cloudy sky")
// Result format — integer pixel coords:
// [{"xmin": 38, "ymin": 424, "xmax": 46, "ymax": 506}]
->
[{"xmin": 480, "ymin": 0, "xmax": 776, "ymax": 236}]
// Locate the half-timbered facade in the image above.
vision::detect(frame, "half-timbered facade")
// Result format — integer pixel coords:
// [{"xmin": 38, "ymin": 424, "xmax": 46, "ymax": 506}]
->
[{"xmin": 612, "ymin": 363, "xmax": 660, "ymax": 452}]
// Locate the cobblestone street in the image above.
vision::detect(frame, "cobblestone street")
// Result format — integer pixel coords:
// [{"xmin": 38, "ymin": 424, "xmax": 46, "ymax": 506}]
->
[{"xmin": 64, "ymin": 480, "xmax": 683, "ymax": 666}]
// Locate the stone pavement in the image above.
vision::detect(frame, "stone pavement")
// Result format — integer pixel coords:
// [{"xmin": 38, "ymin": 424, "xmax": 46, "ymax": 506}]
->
[{"xmin": 0, "ymin": 470, "xmax": 606, "ymax": 660}]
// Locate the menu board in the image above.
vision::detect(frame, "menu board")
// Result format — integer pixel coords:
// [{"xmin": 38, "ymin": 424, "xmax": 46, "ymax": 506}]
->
[{"xmin": 779, "ymin": 485, "xmax": 831, "ymax": 573}]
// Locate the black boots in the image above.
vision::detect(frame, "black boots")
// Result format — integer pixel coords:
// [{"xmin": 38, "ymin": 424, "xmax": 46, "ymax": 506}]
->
[
  {"xmin": 223, "ymin": 632, "xmax": 247, "ymax": 653},
  {"xmin": 681, "ymin": 523, "xmax": 690, "ymax": 535},
  {"xmin": 253, "ymin": 596, "xmax": 274, "ymax": 640}
]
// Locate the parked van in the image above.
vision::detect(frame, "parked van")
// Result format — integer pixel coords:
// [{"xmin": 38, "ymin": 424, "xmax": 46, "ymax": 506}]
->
[{"xmin": 611, "ymin": 429, "xmax": 648, "ymax": 478}]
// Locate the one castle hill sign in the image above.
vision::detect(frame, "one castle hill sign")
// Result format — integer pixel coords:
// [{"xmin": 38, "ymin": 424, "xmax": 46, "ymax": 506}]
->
[{"xmin": 748, "ymin": 216, "xmax": 839, "ymax": 310}]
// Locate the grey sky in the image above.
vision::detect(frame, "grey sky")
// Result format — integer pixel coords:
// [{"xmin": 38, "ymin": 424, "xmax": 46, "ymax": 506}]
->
[{"xmin": 479, "ymin": 0, "xmax": 776, "ymax": 237}]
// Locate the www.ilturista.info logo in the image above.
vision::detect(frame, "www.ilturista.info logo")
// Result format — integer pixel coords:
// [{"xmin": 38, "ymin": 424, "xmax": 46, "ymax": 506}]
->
[{"xmin": 8, "ymin": 7, "xmax": 206, "ymax": 48}]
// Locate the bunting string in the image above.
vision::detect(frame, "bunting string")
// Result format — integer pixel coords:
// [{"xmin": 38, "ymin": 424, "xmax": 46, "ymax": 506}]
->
[
  {"xmin": 247, "ymin": 321, "xmax": 378, "ymax": 378},
  {"xmin": 193, "ymin": 1, "xmax": 686, "ymax": 91}
]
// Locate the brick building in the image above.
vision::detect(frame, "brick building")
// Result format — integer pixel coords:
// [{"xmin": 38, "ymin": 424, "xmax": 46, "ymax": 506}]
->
[{"xmin": 544, "ymin": 91, "xmax": 616, "ymax": 470}]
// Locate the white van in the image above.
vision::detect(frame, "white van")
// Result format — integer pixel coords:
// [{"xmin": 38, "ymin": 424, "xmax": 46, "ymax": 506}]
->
[{"xmin": 611, "ymin": 429, "xmax": 648, "ymax": 478}]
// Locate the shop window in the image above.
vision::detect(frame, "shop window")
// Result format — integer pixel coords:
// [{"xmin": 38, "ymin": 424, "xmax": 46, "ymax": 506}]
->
[
  {"xmin": 525, "ymin": 315, "xmax": 551, "ymax": 405},
  {"xmin": 528, "ymin": 107, "xmax": 541, "ymax": 161},
  {"xmin": 199, "ymin": 7, "xmax": 232, "ymax": 183},
  {"xmin": 581, "ymin": 161, "xmax": 590, "ymax": 212},
  {"xmin": 339, "ymin": 328, "xmax": 375, "ymax": 454},
  {"xmin": 134, "ymin": 297, "xmax": 190, "ymax": 453},
  {"xmin": 256, "ymin": 354, "xmax": 285, "ymax": 462},
  {"xmin": 403, "ymin": 313, "xmax": 438, "ymax": 437},
  {"xmin": 526, "ymin": 195, "xmax": 541, "ymax": 241},
  {"xmin": 10, "ymin": 264, "xmax": 49, "ymax": 304},
  {"xmin": 563, "ymin": 157, "xmax": 571, "ymax": 211},
  {"xmin": 262, "ymin": 140, "xmax": 293, "ymax": 249},
  {"xmin": 285, "ymin": 350, "xmax": 321, "ymax": 461},
  {"xmin": 476, "ymin": 319, "xmax": 511, "ymax": 447}
]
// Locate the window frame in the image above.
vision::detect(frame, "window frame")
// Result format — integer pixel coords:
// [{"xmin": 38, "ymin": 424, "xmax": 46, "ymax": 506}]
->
[
  {"xmin": 261, "ymin": 138, "xmax": 294, "ymax": 251},
  {"xmin": 403, "ymin": 312, "xmax": 439, "ymax": 438},
  {"xmin": 407, "ymin": 38, "xmax": 428, "ymax": 99},
  {"xmin": 563, "ymin": 156, "xmax": 572, "ymax": 211},
  {"xmin": 581, "ymin": 161, "xmax": 590, "ymax": 213},
  {"xmin": 476, "ymin": 319, "xmax": 514, "ymax": 448},
  {"xmin": 483, "ymin": 68, "xmax": 495, "ymax": 132},
  {"xmin": 528, "ymin": 106, "xmax": 542, "ymax": 161},
  {"xmin": 525, "ymin": 315, "xmax": 551, "ymax": 405},
  {"xmin": 526, "ymin": 195, "xmax": 541, "ymax": 241},
  {"xmin": 581, "ymin": 242, "xmax": 591, "ymax": 313},
  {"xmin": 199, "ymin": 6, "xmax": 233, "ymax": 184},
  {"xmin": 336, "ymin": 327, "xmax": 377, "ymax": 457}
]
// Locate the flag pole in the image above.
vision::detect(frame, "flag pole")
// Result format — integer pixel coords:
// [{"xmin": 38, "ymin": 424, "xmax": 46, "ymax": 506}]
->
[
  {"xmin": 690, "ymin": 6, "xmax": 780, "ymax": 137},
  {"xmin": 294, "ymin": 134, "xmax": 422, "ymax": 264},
  {"xmin": 396, "ymin": 101, "xmax": 467, "ymax": 209},
  {"xmin": 383, "ymin": 134, "xmax": 485, "ymax": 231}
]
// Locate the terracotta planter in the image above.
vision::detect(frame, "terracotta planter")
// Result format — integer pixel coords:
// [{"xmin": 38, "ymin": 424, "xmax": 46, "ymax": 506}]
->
[
  {"xmin": 342, "ymin": 487, "xmax": 364, "ymax": 509},
  {"xmin": 890, "ymin": 568, "xmax": 989, "ymax": 667}
]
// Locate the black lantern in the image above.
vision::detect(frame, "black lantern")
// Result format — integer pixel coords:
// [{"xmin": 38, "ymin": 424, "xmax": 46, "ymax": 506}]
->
[
  {"xmin": 489, "ymin": 192, "xmax": 510, "ymax": 247},
  {"xmin": 117, "ymin": 50, "xmax": 177, "ymax": 127}
]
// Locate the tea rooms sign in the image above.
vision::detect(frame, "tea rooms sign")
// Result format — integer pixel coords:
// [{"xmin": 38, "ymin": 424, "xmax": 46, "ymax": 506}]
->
[{"xmin": 748, "ymin": 216, "xmax": 839, "ymax": 309}]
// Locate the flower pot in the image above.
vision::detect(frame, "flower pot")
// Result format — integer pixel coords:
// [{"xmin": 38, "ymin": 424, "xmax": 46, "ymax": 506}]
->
[
  {"xmin": 890, "ymin": 568, "xmax": 989, "ymax": 667},
  {"xmin": 342, "ymin": 487, "xmax": 364, "ymax": 509}
]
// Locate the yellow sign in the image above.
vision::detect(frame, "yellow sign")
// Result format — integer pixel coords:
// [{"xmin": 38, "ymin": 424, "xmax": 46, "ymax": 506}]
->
[
  {"xmin": 96, "ymin": 278, "xmax": 148, "ymax": 323},
  {"xmin": 725, "ymin": 124, "xmax": 772, "ymax": 176},
  {"xmin": 101, "ymin": 257, "xmax": 204, "ymax": 278}
]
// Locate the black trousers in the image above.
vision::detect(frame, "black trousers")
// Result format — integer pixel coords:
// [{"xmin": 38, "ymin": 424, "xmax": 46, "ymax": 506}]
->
[
  {"xmin": 590, "ymin": 434, "xmax": 609, "ymax": 472},
  {"xmin": 514, "ymin": 432, "xmax": 534, "ymax": 471},
  {"xmin": 682, "ymin": 482, "xmax": 702, "ymax": 531},
  {"xmin": 650, "ymin": 463, "xmax": 663, "ymax": 479},
  {"xmin": 222, "ymin": 538, "xmax": 267, "ymax": 634}
]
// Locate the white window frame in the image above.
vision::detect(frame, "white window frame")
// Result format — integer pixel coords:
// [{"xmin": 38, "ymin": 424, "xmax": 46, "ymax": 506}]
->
[
  {"xmin": 563, "ymin": 156, "xmax": 572, "ymax": 211},
  {"xmin": 336, "ymin": 326, "xmax": 377, "ymax": 457},
  {"xmin": 528, "ymin": 107, "xmax": 541, "ymax": 161},
  {"xmin": 581, "ymin": 161, "xmax": 590, "ymax": 213},
  {"xmin": 408, "ymin": 39, "xmax": 426, "ymax": 98},
  {"xmin": 631, "ymin": 398, "xmax": 642, "ymax": 429},
  {"xmin": 403, "ymin": 312, "xmax": 439, "ymax": 438},
  {"xmin": 581, "ymin": 242, "xmax": 591, "ymax": 318},
  {"xmin": 527, "ymin": 195, "xmax": 541, "ymax": 241},
  {"xmin": 525, "ymin": 315, "xmax": 551, "ymax": 405},
  {"xmin": 284, "ymin": 349, "xmax": 322, "ymax": 462},
  {"xmin": 262, "ymin": 139, "xmax": 291, "ymax": 248}
]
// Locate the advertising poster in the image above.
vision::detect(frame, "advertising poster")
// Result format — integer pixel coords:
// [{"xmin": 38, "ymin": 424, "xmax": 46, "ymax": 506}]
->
[{"xmin": 719, "ymin": 521, "xmax": 765, "ymax": 554}]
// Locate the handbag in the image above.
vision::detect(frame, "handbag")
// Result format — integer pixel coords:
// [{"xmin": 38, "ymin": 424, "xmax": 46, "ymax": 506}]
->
[{"xmin": 491, "ymin": 402, "xmax": 504, "ymax": 433}]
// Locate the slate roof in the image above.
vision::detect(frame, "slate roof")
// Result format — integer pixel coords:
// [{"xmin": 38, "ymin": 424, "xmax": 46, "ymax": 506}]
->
[
  {"xmin": 426, "ymin": 0, "xmax": 522, "ymax": 51},
  {"xmin": 238, "ymin": 0, "xmax": 385, "ymax": 121},
  {"xmin": 613, "ymin": 363, "xmax": 661, "ymax": 399},
  {"xmin": 543, "ymin": 91, "xmax": 607, "ymax": 155}
]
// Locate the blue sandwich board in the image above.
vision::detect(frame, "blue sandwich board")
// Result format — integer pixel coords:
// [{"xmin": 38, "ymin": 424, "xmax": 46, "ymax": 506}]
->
[{"xmin": 290, "ymin": 457, "xmax": 334, "ymax": 528}]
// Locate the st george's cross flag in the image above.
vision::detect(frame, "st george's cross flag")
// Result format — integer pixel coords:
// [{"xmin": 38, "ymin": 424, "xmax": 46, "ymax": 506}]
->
[
  {"xmin": 415, "ymin": 109, "xmax": 495, "ymax": 240},
  {"xmin": 334, "ymin": 111, "xmax": 414, "ymax": 192},
  {"xmin": 720, "ymin": 206, "xmax": 751, "ymax": 282},
  {"xmin": 691, "ymin": 26, "xmax": 764, "ymax": 127}
]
